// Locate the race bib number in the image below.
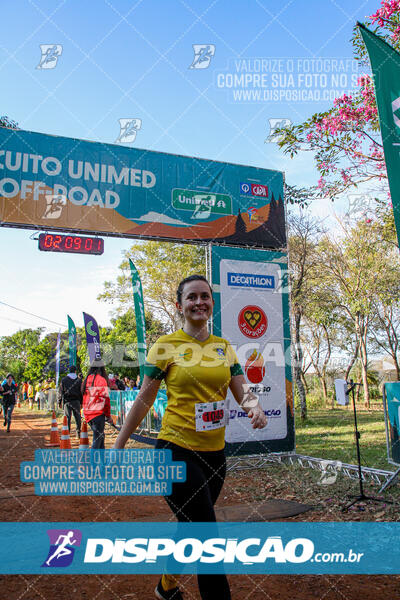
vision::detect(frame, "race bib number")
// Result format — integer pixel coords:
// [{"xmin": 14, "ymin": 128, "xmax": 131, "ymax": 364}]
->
[{"xmin": 195, "ymin": 400, "xmax": 226, "ymax": 431}]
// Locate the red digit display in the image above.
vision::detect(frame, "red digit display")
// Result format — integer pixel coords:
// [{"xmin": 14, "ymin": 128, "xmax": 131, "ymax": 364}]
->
[{"xmin": 38, "ymin": 233, "xmax": 104, "ymax": 255}]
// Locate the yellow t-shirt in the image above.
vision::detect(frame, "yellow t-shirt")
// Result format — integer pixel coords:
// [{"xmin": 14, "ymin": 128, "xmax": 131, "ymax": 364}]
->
[{"xmin": 144, "ymin": 329, "xmax": 243, "ymax": 451}]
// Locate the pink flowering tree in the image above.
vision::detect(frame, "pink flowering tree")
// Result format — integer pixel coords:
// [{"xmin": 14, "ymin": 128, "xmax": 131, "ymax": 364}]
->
[{"xmin": 276, "ymin": 1, "xmax": 400, "ymax": 202}]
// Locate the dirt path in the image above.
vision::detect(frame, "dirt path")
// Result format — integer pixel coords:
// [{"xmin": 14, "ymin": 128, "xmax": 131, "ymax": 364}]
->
[{"xmin": 0, "ymin": 409, "xmax": 399, "ymax": 599}]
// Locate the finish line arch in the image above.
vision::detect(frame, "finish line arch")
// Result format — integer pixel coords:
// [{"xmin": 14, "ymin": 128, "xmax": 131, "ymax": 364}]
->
[{"xmin": 0, "ymin": 126, "xmax": 294, "ymax": 455}]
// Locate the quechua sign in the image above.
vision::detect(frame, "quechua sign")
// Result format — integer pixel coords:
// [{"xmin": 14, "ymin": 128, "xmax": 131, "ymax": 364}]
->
[{"xmin": 0, "ymin": 128, "xmax": 285, "ymax": 249}]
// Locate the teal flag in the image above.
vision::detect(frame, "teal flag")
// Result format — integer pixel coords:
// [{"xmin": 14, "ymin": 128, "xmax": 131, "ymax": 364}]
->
[
  {"xmin": 129, "ymin": 259, "xmax": 147, "ymax": 382},
  {"xmin": 358, "ymin": 23, "xmax": 400, "ymax": 245},
  {"xmin": 67, "ymin": 315, "xmax": 77, "ymax": 368}
]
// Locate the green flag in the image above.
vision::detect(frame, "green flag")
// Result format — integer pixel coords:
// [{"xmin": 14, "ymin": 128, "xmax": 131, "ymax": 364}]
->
[
  {"xmin": 67, "ymin": 315, "xmax": 77, "ymax": 368},
  {"xmin": 358, "ymin": 23, "xmax": 400, "ymax": 244},
  {"xmin": 129, "ymin": 259, "xmax": 147, "ymax": 382}
]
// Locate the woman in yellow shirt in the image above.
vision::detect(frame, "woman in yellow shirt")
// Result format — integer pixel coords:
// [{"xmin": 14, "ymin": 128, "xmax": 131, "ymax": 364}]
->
[{"xmin": 114, "ymin": 275, "xmax": 267, "ymax": 600}]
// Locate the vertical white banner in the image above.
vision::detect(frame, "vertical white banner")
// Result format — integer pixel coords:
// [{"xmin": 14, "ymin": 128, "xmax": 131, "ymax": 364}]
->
[{"xmin": 220, "ymin": 259, "xmax": 287, "ymax": 442}]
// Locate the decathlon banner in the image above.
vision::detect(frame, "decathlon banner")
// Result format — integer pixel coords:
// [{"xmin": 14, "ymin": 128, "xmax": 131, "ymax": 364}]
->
[
  {"xmin": 67, "ymin": 315, "xmax": 77, "ymax": 368},
  {"xmin": 129, "ymin": 259, "xmax": 147, "ymax": 382},
  {"xmin": 83, "ymin": 312, "xmax": 102, "ymax": 365},
  {"xmin": 0, "ymin": 128, "xmax": 285, "ymax": 248},
  {"xmin": 0, "ymin": 522, "xmax": 399, "ymax": 574},
  {"xmin": 211, "ymin": 246, "xmax": 294, "ymax": 455},
  {"xmin": 358, "ymin": 24, "xmax": 400, "ymax": 246}
]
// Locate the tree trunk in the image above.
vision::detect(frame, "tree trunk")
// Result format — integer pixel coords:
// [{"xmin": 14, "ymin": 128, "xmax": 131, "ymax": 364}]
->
[
  {"xmin": 293, "ymin": 307, "xmax": 307, "ymax": 420},
  {"xmin": 300, "ymin": 370, "xmax": 309, "ymax": 393}
]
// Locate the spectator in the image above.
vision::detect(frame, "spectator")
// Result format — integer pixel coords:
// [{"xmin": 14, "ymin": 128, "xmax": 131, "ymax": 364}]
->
[
  {"xmin": 81, "ymin": 365, "xmax": 112, "ymax": 449},
  {"xmin": 58, "ymin": 366, "xmax": 83, "ymax": 438},
  {"xmin": 1, "ymin": 373, "xmax": 18, "ymax": 432}
]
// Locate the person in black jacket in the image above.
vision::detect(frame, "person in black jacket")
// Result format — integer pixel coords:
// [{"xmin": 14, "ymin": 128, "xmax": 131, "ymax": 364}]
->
[
  {"xmin": 58, "ymin": 366, "xmax": 83, "ymax": 438},
  {"xmin": 1, "ymin": 373, "xmax": 17, "ymax": 433}
]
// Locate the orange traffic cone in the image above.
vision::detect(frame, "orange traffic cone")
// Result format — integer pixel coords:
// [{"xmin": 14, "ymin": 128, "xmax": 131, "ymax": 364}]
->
[
  {"xmin": 16, "ymin": 396, "xmax": 21, "ymax": 408},
  {"xmin": 79, "ymin": 421, "xmax": 90, "ymax": 450},
  {"xmin": 45, "ymin": 410, "xmax": 60, "ymax": 447},
  {"xmin": 59, "ymin": 415, "xmax": 71, "ymax": 450}
]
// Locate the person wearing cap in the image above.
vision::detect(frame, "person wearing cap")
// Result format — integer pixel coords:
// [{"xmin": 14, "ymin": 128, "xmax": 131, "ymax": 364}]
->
[{"xmin": 1, "ymin": 374, "xmax": 18, "ymax": 432}]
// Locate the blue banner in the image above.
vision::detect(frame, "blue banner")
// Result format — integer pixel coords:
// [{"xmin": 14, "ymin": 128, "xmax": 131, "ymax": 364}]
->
[
  {"xmin": 0, "ymin": 128, "xmax": 285, "ymax": 248},
  {"xmin": 0, "ymin": 522, "xmax": 399, "ymax": 574}
]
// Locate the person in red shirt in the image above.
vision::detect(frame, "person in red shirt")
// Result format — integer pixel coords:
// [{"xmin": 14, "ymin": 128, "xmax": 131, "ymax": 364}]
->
[{"xmin": 81, "ymin": 365, "xmax": 112, "ymax": 449}]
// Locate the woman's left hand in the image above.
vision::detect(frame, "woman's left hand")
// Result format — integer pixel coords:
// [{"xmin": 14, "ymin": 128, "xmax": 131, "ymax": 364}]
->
[{"xmin": 247, "ymin": 405, "xmax": 268, "ymax": 429}]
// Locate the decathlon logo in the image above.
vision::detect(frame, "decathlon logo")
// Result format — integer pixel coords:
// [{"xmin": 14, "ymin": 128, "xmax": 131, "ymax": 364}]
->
[
  {"xmin": 42, "ymin": 529, "xmax": 82, "ymax": 567},
  {"xmin": 84, "ymin": 536, "xmax": 314, "ymax": 564},
  {"xmin": 227, "ymin": 272, "xmax": 275, "ymax": 289}
]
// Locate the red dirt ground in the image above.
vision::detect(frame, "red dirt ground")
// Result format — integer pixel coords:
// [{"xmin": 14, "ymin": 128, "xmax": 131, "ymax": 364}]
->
[{"xmin": 0, "ymin": 409, "xmax": 399, "ymax": 600}]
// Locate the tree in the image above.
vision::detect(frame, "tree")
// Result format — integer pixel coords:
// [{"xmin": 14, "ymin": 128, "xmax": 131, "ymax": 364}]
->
[
  {"xmin": 0, "ymin": 328, "xmax": 43, "ymax": 381},
  {"xmin": 317, "ymin": 220, "xmax": 392, "ymax": 407},
  {"xmin": 24, "ymin": 338, "xmax": 54, "ymax": 382},
  {"xmin": 0, "ymin": 116, "xmax": 18, "ymax": 129},
  {"xmin": 275, "ymin": 1, "xmax": 400, "ymax": 202},
  {"xmin": 98, "ymin": 241, "xmax": 206, "ymax": 331},
  {"xmin": 288, "ymin": 212, "xmax": 323, "ymax": 419}
]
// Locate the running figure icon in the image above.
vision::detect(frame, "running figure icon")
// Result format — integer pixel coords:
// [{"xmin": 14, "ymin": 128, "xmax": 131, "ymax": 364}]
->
[{"xmin": 45, "ymin": 531, "xmax": 77, "ymax": 566}]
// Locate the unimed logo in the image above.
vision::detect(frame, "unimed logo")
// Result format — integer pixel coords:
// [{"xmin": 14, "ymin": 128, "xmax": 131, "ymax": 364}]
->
[{"xmin": 83, "ymin": 536, "xmax": 314, "ymax": 565}]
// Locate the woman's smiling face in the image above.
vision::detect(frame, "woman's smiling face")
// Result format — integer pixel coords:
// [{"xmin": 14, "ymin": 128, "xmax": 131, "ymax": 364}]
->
[{"xmin": 177, "ymin": 279, "xmax": 214, "ymax": 325}]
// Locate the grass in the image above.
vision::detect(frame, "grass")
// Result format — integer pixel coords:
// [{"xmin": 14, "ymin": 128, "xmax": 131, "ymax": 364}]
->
[{"xmin": 294, "ymin": 407, "xmax": 395, "ymax": 472}]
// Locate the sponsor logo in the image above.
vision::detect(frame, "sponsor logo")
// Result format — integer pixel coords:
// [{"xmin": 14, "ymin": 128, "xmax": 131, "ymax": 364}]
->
[
  {"xmin": 240, "ymin": 182, "xmax": 268, "ymax": 197},
  {"xmin": 245, "ymin": 350, "xmax": 265, "ymax": 384},
  {"xmin": 227, "ymin": 273, "xmax": 275, "ymax": 289},
  {"xmin": 230, "ymin": 408, "xmax": 280, "ymax": 419},
  {"xmin": 189, "ymin": 44, "xmax": 216, "ymax": 69},
  {"xmin": 42, "ymin": 529, "xmax": 82, "ymax": 567},
  {"xmin": 238, "ymin": 305, "xmax": 268, "ymax": 339},
  {"xmin": 172, "ymin": 189, "xmax": 232, "ymax": 217}
]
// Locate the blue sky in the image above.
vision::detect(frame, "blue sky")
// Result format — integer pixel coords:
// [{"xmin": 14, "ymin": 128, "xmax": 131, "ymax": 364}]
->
[{"xmin": 0, "ymin": 0, "xmax": 379, "ymax": 336}]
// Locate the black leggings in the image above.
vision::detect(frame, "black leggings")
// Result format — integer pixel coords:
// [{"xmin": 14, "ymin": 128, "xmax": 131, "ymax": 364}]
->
[{"xmin": 155, "ymin": 439, "xmax": 231, "ymax": 600}]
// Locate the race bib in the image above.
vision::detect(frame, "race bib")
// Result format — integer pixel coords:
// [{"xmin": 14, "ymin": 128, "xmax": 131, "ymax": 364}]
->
[{"xmin": 195, "ymin": 400, "xmax": 226, "ymax": 432}]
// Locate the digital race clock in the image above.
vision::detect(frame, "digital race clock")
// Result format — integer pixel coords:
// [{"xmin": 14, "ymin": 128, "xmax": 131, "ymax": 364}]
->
[{"xmin": 38, "ymin": 233, "xmax": 104, "ymax": 255}]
